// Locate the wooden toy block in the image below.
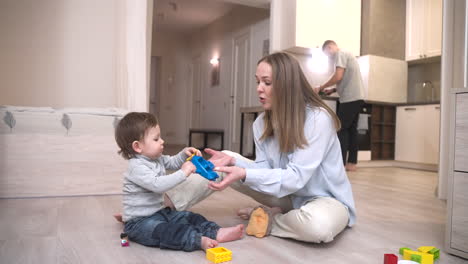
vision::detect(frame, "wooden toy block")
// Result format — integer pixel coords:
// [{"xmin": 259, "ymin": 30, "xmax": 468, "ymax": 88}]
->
[
  {"xmin": 384, "ymin": 253, "xmax": 398, "ymax": 264},
  {"xmin": 206, "ymin": 247, "xmax": 232, "ymax": 263}
]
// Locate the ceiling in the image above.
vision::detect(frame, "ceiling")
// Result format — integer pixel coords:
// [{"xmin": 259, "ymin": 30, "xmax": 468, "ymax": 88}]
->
[{"xmin": 153, "ymin": 0, "xmax": 270, "ymax": 34}]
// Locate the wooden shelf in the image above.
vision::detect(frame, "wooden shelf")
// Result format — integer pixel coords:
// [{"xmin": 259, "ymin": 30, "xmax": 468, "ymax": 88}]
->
[{"xmin": 369, "ymin": 104, "xmax": 396, "ymax": 160}]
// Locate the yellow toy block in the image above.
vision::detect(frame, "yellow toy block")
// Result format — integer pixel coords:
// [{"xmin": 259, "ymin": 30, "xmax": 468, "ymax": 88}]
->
[
  {"xmin": 403, "ymin": 249, "xmax": 433, "ymax": 264},
  {"xmin": 206, "ymin": 247, "xmax": 232, "ymax": 263},
  {"xmin": 418, "ymin": 246, "xmax": 440, "ymax": 261}
]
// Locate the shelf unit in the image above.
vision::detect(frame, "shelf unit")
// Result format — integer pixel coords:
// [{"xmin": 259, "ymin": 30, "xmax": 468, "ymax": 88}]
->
[{"xmin": 370, "ymin": 104, "xmax": 396, "ymax": 160}]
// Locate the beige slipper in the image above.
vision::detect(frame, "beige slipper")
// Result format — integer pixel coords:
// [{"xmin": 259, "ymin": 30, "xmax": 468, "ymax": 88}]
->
[{"xmin": 246, "ymin": 206, "xmax": 273, "ymax": 238}]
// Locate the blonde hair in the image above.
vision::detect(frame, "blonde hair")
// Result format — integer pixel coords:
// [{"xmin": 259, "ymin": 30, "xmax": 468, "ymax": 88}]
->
[{"xmin": 258, "ymin": 52, "xmax": 341, "ymax": 153}]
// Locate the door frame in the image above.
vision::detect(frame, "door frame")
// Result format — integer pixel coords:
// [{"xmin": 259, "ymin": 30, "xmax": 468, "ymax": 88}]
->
[{"xmin": 228, "ymin": 29, "xmax": 251, "ymax": 152}]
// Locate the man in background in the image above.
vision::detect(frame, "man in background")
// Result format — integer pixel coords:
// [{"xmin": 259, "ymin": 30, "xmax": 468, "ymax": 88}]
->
[{"xmin": 315, "ymin": 40, "xmax": 365, "ymax": 171}]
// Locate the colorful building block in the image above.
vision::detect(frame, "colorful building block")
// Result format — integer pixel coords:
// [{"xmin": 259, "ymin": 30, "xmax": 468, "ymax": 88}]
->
[
  {"xmin": 400, "ymin": 247, "xmax": 412, "ymax": 255},
  {"xmin": 384, "ymin": 253, "xmax": 398, "ymax": 264},
  {"xmin": 418, "ymin": 246, "xmax": 440, "ymax": 261},
  {"xmin": 402, "ymin": 250, "xmax": 433, "ymax": 264},
  {"xmin": 120, "ymin": 233, "xmax": 130, "ymax": 247},
  {"xmin": 206, "ymin": 247, "xmax": 232, "ymax": 263},
  {"xmin": 189, "ymin": 156, "xmax": 219, "ymax": 181}
]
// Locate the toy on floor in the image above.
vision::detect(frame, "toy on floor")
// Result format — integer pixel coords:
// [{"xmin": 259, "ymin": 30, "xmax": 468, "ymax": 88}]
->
[
  {"xmin": 385, "ymin": 246, "xmax": 440, "ymax": 264},
  {"xmin": 384, "ymin": 253, "xmax": 398, "ymax": 264},
  {"xmin": 186, "ymin": 153, "xmax": 219, "ymax": 181},
  {"xmin": 399, "ymin": 246, "xmax": 440, "ymax": 264},
  {"xmin": 417, "ymin": 247, "xmax": 440, "ymax": 261},
  {"xmin": 120, "ymin": 233, "xmax": 130, "ymax": 247},
  {"xmin": 206, "ymin": 247, "xmax": 232, "ymax": 263}
]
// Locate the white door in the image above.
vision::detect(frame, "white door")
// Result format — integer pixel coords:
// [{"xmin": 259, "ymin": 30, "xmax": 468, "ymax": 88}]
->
[
  {"xmin": 149, "ymin": 56, "xmax": 162, "ymax": 117},
  {"xmin": 190, "ymin": 56, "xmax": 202, "ymax": 129},
  {"xmin": 229, "ymin": 32, "xmax": 250, "ymax": 152}
]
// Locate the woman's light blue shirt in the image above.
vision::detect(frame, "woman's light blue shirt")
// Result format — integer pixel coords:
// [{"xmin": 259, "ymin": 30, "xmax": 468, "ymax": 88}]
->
[{"xmin": 235, "ymin": 106, "xmax": 356, "ymax": 226}]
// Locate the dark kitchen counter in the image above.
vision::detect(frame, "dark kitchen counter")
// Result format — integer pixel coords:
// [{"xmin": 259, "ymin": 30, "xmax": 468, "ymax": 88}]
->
[{"xmin": 395, "ymin": 101, "xmax": 440, "ymax": 106}]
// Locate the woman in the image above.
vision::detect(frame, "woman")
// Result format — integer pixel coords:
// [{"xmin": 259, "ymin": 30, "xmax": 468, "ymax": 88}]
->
[{"xmin": 166, "ymin": 52, "xmax": 356, "ymax": 243}]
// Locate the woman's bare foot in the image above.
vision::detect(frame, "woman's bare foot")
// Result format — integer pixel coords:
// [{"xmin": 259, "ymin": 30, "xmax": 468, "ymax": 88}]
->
[
  {"xmin": 201, "ymin": 236, "xmax": 219, "ymax": 250},
  {"xmin": 346, "ymin": 163, "xmax": 357, "ymax": 171},
  {"xmin": 237, "ymin": 207, "xmax": 254, "ymax": 220},
  {"xmin": 113, "ymin": 213, "xmax": 123, "ymax": 223},
  {"xmin": 237, "ymin": 206, "xmax": 282, "ymax": 220},
  {"xmin": 216, "ymin": 224, "xmax": 245, "ymax": 242},
  {"xmin": 164, "ymin": 194, "xmax": 175, "ymax": 209}
]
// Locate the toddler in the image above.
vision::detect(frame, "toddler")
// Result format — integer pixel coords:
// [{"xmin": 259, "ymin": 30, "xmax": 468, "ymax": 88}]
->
[{"xmin": 115, "ymin": 112, "xmax": 243, "ymax": 251}]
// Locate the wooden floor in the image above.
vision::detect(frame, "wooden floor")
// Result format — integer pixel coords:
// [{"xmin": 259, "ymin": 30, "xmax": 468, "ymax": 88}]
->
[{"xmin": 1, "ymin": 167, "xmax": 467, "ymax": 263}]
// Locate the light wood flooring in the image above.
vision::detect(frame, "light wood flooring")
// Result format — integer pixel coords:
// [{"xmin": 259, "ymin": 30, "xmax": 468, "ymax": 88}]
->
[{"xmin": 1, "ymin": 166, "xmax": 467, "ymax": 263}]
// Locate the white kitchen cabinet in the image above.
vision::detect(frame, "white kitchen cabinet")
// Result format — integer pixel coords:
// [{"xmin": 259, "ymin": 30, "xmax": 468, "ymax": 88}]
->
[
  {"xmin": 395, "ymin": 105, "xmax": 426, "ymax": 163},
  {"xmin": 270, "ymin": 0, "xmax": 361, "ymax": 56},
  {"xmin": 357, "ymin": 55, "xmax": 408, "ymax": 103},
  {"xmin": 405, "ymin": 0, "xmax": 442, "ymax": 61},
  {"xmin": 395, "ymin": 104, "xmax": 440, "ymax": 164},
  {"xmin": 423, "ymin": 104, "xmax": 441, "ymax": 164}
]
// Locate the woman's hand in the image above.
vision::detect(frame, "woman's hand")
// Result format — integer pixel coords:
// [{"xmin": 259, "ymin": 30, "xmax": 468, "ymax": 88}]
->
[
  {"xmin": 208, "ymin": 166, "xmax": 246, "ymax": 191},
  {"xmin": 184, "ymin": 147, "xmax": 202, "ymax": 158},
  {"xmin": 204, "ymin": 148, "xmax": 234, "ymax": 167}
]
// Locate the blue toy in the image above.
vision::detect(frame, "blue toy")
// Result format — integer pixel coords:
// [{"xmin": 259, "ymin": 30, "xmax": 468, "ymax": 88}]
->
[{"xmin": 188, "ymin": 155, "xmax": 219, "ymax": 181}]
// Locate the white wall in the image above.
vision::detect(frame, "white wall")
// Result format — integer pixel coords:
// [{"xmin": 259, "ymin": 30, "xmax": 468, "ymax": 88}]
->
[
  {"xmin": 0, "ymin": 0, "xmax": 153, "ymax": 111},
  {"xmin": 0, "ymin": 0, "xmax": 118, "ymax": 108}
]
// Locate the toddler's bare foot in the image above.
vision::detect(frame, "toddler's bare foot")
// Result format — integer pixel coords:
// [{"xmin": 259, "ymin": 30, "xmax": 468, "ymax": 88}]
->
[
  {"xmin": 216, "ymin": 224, "xmax": 244, "ymax": 242},
  {"xmin": 237, "ymin": 207, "xmax": 254, "ymax": 220},
  {"xmin": 113, "ymin": 213, "xmax": 123, "ymax": 223},
  {"xmin": 201, "ymin": 236, "xmax": 218, "ymax": 250}
]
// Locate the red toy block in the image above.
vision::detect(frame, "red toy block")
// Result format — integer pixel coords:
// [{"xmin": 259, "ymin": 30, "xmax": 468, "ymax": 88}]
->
[{"xmin": 384, "ymin": 254, "xmax": 398, "ymax": 264}]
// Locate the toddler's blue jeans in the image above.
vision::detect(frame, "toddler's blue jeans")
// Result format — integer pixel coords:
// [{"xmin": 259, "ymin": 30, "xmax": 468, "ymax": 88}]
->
[{"xmin": 124, "ymin": 207, "xmax": 220, "ymax": 251}]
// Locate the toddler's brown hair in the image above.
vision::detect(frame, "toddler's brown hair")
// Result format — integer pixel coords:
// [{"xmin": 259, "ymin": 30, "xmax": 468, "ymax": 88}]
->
[{"xmin": 115, "ymin": 112, "xmax": 158, "ymax": 159}]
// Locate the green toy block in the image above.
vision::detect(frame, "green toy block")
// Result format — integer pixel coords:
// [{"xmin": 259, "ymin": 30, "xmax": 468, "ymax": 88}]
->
[
  {"xmin": 428, "ymin": 248, "xmax": 440, "ymax": 261},
  {"xmin": 411, "ymin": 254, "xmax": 422, "ymax": 263},
  {"xmin": 400, "ymin": 247, "xmax": 412, "ymax": 255}
]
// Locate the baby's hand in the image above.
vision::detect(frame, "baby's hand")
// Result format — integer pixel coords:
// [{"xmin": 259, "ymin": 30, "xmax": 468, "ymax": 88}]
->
[
  {"xmin": 181, "ymin": 161, "xmax": 196, "ymax": 177},
  {"xmin": 185, "ymin": 147, "xmax": 201, "ymax": 158}
]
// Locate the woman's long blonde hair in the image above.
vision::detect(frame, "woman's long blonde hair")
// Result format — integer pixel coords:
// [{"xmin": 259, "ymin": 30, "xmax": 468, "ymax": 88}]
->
[{"xmin": 258, "ymin": 52, "xmax": 341, "ymax": 153}]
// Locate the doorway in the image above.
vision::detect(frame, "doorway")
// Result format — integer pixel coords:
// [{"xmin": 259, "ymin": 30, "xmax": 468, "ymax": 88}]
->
[
  {"xmin": 229, "ymin": 31, "xmax": 251, "ymax": 152},
  {"xmin": 190, "ymin": 55, "xmax": 202, "ymax": 129},
  {"xmin": 149, "ymin": 56, "xmax": 162, "ymax": 117}
]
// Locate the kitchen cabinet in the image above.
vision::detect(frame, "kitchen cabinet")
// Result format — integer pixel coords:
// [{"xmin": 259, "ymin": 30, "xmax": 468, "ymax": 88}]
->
[
  {"xmin": 270, "ymin": 0, "xmax": 361, "ymax": 56},
  {"xmin": 446, "ymin": 92, "xmax": 468, "ymax": 258},
  {"xmin": 405, "ymin": 0, "xmax": 442, "ymax": 61},
  {"xmin": 358, "ymin": 55, "xmax": 408, "ymax": 103},
  {"xmin": 395, "ymin": 104, "xmax": 440, "ymax": 164},
  {"xmin": 423, "ymin": 104, "xmax": 441, "ymax": 164}
]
